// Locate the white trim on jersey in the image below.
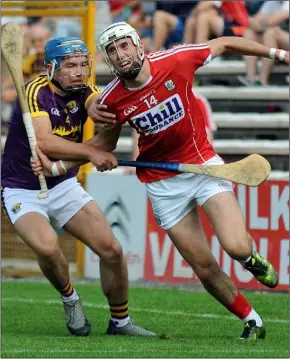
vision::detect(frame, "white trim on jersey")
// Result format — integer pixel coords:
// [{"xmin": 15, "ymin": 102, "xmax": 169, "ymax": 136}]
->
[
  {"xmin": 186, "ymin": 82, "xmax": 206, "ymax": 163},
  {"xmin": 194, "ymin": 92, "xmax": 216, "ymax": 131},
  {"xmin": 100, "ymin": 77, "xmax": 120, "ymax": 104},
  {"xmin": 147, "ymin": 43, "xmax": 209, "ymax": 59},
  {"xmin": 148, "ymin": 45, "xmax": 209, "ymax": 63}
]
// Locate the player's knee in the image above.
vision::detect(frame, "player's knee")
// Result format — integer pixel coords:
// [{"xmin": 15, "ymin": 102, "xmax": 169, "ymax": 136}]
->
[
  {"xmin": 38, "ymin": 244, "xmax": 61, "ymax": 264},
  {"xmin": 99, "ymin": 240, "xmax": 123, "ymax": 263},
  {"xmin": 226, "ymin": 235, "xmax": 252, "ymax": 261},
  {"xmin": 194, "ymin": 258, "xmax": 221, "ymax": 282}
]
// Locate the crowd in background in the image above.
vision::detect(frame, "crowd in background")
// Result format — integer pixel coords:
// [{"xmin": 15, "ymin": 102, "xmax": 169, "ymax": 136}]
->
[{"xmin": 1, "ymin": 0, "xmax": 289, "ymax": 136}]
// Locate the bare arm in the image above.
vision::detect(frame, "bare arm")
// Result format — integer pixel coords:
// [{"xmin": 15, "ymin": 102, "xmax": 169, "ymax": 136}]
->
[
  {"xmin": 207, "ymin": 36, "xmax": 289, "ymax": 62},
  {"xmin": 32, "ymin": 125, "xmax": 122, "ymax": 176},
  {"xmin": 33, "ymin": 115, "xmax": 93, "ymax": 160},
  {"xmin": 60, "ymin": 125, "xmax": 122, "ymax": 170}
]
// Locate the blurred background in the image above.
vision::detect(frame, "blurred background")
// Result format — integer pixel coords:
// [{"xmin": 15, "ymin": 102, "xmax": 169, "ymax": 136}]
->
[{"xmin": 1, "ymin": 1, "xmax": 289, "ymax": 292}]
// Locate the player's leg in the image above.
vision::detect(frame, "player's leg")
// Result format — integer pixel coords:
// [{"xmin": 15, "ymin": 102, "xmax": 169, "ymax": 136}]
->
[
  {"xmin": 2, "ymin": 186, "xmax": 91, "ymax": 336},
  {"xmin": 166, "ymin": 208, "xmax": 265, "ymax": 340},
  {"xmin": 260, "ymin": 27, "xmax": 289, "ymax": 85},
  {"xmin": 201, "ymin": 191, "xmax": 278, "ymax": 289},
  {"xmin": 13, "ymin": 213, "xmax": 90, "ymax": 336},
  {"xmin": 54, "ymin": 179, "xmax": 155, "ymax": 336},
  {"xmin": 151, "ymin": 10, "xmax": 178, "ymax": 52},
  {"xmin": 146, "ymin": 165, "xmax": 267, "ymax": 340}
]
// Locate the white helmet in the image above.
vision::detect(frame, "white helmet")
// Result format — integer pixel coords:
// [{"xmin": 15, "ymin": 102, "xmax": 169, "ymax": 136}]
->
[{"xmin": 97, "ymin": 22, "xmax": 145, "ymax": 78}]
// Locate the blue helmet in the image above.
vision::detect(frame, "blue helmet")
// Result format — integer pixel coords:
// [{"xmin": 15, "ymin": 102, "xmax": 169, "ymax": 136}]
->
[{"xmin": 44, "ymin": 37, "xmax": 89, "ymax": 69}]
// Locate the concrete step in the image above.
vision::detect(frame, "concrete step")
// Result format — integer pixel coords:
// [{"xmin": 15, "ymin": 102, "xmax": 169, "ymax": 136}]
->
[
  {"xmin": 195, "ymin": 86, "xmax": 289, "ymax": 100},
  {"xmin": 115, "ymin": 138, "xmax": 289, "ymax": 155}
]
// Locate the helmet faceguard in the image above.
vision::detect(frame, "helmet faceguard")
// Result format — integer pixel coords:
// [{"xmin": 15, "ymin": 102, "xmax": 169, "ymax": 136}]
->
[
  {"xmin": 97, "ymin": 22, "xmax": 145, "ymax": 80},
  {"xmin": 44, "ymin": 37, "xmax": 92, "ymax": 93}
]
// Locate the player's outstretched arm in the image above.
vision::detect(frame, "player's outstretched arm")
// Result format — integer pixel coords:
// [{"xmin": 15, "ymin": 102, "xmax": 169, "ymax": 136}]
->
[{"xmin": 207, "ymin": 36, "xmax": 289, "ymax": 64}]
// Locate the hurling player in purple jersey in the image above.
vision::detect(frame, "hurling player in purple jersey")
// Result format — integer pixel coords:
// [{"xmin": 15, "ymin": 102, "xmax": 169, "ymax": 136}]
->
[{"xmin": 1, "ymin": 37, "xmax": 155, "ymax": 337}]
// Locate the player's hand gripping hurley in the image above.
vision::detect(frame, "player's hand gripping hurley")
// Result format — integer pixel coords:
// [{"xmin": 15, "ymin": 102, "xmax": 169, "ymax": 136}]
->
[
  {"xmin": 1, "ymin": 23, "xmax": 48, "ymax": 199},
  {"xmin": 118, "ymin": 154, "xmax": 271, "ymax": 187}
]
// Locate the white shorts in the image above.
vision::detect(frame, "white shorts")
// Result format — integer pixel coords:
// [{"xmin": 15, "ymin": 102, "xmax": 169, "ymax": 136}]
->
[
  {"xmin": 2, "ymin": 177, "xmax": 94, "ymax": 231},
  {"xmin": 146, "ymin": 156, "xmax": 234, "ymax": 230}
]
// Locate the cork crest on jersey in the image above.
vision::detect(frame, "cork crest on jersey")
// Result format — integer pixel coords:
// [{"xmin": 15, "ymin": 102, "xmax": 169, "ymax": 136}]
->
[{"xmin": 131, "ymin": 94, "xmax": 185, "ymax": 135}]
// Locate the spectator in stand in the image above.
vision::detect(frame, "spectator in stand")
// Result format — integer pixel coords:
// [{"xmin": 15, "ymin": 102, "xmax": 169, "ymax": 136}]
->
[
  {"xmin": 1, "ymin": 20, "xmax": 32, "ymax": 135},
  {"xmin": 22, "ymin": 24, "xmax": 52, "ymax": 81},
  {"xmin": 183, "ymin": 1, "xmax": 220, "ymax": 43},
  {"xmin": 195, "ymin": 1, "xmax": 249, "ymax": 43},
  {"xmin": 110, "ymin": 1, "xmax": 140, "ymax": 23},
  {"xmin": 127, "ymin": 1, "xmax": 156, "ymax": 53},
  {"xmin": 151, "ymin": 1, "xmax": 199, "ymax": 52},
  {"xmin": 245, "ymin": 0, "xmax": 266, "ymax": 17},
  {"xmin": 238, "ymin": 0, "xmax": 289, "ymax": 86}
]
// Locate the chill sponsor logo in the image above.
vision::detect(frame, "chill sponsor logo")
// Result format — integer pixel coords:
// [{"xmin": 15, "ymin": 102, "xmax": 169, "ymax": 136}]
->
[
  {"xmin": 124, "ymin": 105, "xmax": 138, "ymax": 116},
  {"xmin": 131, "ymin": 94, "xmax": 185, "ymax": 135},
  {"xmin": 51, "ymin": 108, "xmax": 60, "ymax": 116}
]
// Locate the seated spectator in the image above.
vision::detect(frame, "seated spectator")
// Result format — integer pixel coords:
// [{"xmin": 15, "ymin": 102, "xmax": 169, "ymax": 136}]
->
[
  {"xmin": 23, "ymin": 24, "xmax": 52, "ymax": 81},
  {"xmin": 110, "ymin": 0, "xmax": 140, "ymax": 23},
  {"xmin": 245, "ymin": 0, "xmax": 266, "ymax": 17},
  {"xmin": 127, "ymin": 1, "xmax": 156, "ymax": 53},
  {"xmin": 1, "ymin": 19, "xmax": 32, "ymax": 135},
  {"xmin": 195, "ymin": 1, "xmax": 249, "ymax": 43},
  {"xmin": 238, "ymin": 0, "xmax": 289, "ymax": 86},
  {"xmin": 183, "ymin": 1, "xmax": 220, "ymax": 43},
  {"xmin": 151, "ymin": 1, "xmax": 199, "ymax": 52}
]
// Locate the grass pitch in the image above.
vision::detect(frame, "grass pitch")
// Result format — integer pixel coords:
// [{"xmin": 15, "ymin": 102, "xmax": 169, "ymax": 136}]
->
[{"xmin": 2, "ymin": 280, "xmax": 289, "ymax": 358}]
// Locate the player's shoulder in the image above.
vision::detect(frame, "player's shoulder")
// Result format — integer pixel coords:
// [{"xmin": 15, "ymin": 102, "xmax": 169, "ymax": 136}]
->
[
  {"xmin": 87, "ymin": 83, "xmax": 102, "ymax": 94},
  {"xmin": 25, "ymin": 75, "xmax": 50, "ymax": 100},
  {"xmin": 100, "ymin": 77, "xmax": 122, "ymax": 105},
  {"xmin": 147, "ymin": 43, "xmax": 209, "ymax": 63}
]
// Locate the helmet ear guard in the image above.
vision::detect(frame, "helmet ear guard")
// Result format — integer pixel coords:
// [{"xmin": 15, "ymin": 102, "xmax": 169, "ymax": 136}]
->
[{"xmin": 97, "ymin": 22, "xmax": 145, "ymax": 77}]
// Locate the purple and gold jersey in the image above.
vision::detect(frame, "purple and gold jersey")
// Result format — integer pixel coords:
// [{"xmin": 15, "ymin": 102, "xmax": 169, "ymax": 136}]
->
[{"xmin": 2, "ymin": 75, "xmax": 101, "ymax": 190}]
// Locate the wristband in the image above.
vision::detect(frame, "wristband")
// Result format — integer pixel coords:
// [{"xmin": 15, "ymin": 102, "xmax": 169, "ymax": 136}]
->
[
  {"xmin": 51, "ymin": 162, "xmax": 59, "ymax": 176},
  {"xmin": 269, "ymin": 48, "xmax": 276, "ymax": 59},
  {"xmin": 279, "ymin": 50, "xmax": 286, "ymax": 61},
  {"xmin": 59, "ymin": 160, "xmax": 67, "ymax": 174}
]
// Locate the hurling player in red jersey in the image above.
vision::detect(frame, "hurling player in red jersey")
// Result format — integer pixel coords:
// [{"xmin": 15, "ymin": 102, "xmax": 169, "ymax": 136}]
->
[{"xmin": 32, "ymin": 22, "xmax": 288, "ymax": 340}]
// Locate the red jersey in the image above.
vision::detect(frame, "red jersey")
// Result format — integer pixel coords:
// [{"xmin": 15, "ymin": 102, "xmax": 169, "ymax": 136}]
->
[
  {"xmin": 101, "ymin": 43, "xmax": 216, "ymax": 183},
  {"xmin": 193, "ymin": 91, "xmax": 216, "ymax": 132},
  {"xmin": 214, "ymin": 1, "xmax": 249, "ymax": 27}
]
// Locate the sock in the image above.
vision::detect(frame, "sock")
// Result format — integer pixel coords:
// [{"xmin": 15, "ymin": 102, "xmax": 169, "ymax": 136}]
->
[
  {"xmin": 227, "ymin": 292, "xmax": 252, "ymax": 319},
  {"xmin": 110, "ymin": 301, "xmax": 130, "ymax": 328},
  {"xmin": 60, "ymin": 281, "xmax": 79, "ymax": 302},
  {"xmin": 243, "ymin": 308, "xmax": 263, "ymax": 327}
]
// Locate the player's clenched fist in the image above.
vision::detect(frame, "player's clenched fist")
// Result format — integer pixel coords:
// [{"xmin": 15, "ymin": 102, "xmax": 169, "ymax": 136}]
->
[{"xmin": 88, "ymin": 150, "xmax": 118, "ymax": 172}]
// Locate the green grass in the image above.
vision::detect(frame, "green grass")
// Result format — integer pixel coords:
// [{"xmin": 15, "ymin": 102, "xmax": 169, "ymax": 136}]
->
[{"xmin": 2, "ymin": 280, "xmax": 289, "ymax": 358}]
